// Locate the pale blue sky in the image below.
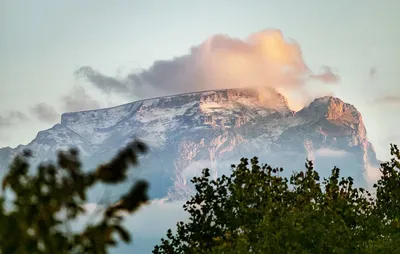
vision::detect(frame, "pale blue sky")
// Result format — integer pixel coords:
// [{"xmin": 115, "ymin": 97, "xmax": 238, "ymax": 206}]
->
[{"xmin": 0, "ymin": 0, "xmax": 399, "ymax": 159}]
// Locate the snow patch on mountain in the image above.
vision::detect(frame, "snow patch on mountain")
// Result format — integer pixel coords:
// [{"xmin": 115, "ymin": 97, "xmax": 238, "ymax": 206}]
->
[{"xmin": 0, "ymin": 88, "xmax": 381, "ymax": 200}]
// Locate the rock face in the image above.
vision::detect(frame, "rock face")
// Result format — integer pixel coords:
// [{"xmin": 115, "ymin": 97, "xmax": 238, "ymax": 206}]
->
[{"xmin": 0, "ymin": 88, "xmax": 380, "ymax": 201}]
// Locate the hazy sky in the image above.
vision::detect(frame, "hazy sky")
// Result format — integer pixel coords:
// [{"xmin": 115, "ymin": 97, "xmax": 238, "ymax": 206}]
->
[{"xmin": 1, "ymin": 0, "xmax": 399, "ymax": 160}]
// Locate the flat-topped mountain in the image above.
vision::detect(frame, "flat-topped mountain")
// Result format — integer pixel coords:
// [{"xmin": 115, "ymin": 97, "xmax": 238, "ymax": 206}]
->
[{"xmin": 0, "ymin": 88, "xmax": 380, "ymax": 201}]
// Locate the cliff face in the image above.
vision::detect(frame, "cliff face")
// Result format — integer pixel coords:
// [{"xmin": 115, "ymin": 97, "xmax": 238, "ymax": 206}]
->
[{"xmin": 0, "ymin": 88, "xmax": 380, "ymax": 201}]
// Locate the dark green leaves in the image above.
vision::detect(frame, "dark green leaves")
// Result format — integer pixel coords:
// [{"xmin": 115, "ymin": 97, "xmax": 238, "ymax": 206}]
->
[
  {"xmin": 0, "ymin": 140, "xmax": 149, "ymax": 253},
  {"xmin": 154, "ymin": 144, "xmax": 400, "ymax": 253}
]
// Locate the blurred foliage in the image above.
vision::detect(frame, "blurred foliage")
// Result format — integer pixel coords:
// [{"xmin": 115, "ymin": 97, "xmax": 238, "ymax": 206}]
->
[
  {"xmin": 0, "ymin": 141, "xmax": 149, "ymax": 254},
  {"xmin": 154, "ymin": 144, "xmax": 400, "ymax": 254}
]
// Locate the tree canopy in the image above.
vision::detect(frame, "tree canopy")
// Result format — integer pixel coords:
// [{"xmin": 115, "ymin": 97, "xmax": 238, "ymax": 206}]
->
[
  {"xmin": 1, "ymin": 140, "xmax": 400, "ymax": 253},
  {"xmin": 153, "ymin": 144, "xmax": 400, "ymax": 254},
  {"xmin": 0, "ymin": 141, "xmax": 149, "ymax": 254}
]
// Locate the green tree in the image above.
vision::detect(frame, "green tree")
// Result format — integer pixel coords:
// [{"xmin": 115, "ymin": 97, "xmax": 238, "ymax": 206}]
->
[
  {"xmin": 366, "ymin": 144, "xmax": 400, "ymax": 253},
  {"xmin": 0, "ymin": 141, "xmax": 149, "ymax": 254},
  {"xmin": 154, "ymin": 145, "xmax": 400, "ymax": 254}
]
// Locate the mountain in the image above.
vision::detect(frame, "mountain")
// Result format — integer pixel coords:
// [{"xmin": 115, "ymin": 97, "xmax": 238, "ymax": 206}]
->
[{"xmin": 0, "ymin": 88, "xmax": 380, "ymax": 202}]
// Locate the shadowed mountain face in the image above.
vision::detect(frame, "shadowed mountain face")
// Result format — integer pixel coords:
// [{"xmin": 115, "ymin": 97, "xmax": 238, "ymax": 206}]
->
[{"xmin": 0, "ymin": 88, "xmax": 380, "ymax": 202}]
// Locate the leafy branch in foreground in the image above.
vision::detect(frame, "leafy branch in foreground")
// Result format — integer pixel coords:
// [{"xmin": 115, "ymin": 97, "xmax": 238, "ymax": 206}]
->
[
  {"xmin": 154, "ymin": 144, "xmax": 400, "ymax": 254},
  {"xmin": 0, "ymin": 141, "xmax": 149, "ymax": 254}
]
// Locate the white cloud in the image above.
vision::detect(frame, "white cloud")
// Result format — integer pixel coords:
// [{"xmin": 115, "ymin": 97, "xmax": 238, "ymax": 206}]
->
[
  {"xmin": 181, "ymin": 160, "xmax": 213, "ymax": 179},
  {"xmin": 364, "ymin": 163, "xmax": 382, "ymax": 186},
  {"xmin": 314, "ymin": 148, "xmax": 350, "ymax": 157}
]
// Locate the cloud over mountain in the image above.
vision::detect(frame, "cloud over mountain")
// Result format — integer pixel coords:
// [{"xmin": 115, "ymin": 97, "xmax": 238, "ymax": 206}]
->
[
  {"xmin": 76, "ymin": 29, "xmax": 339, "ymax": 110},
  {"xmin": 30, "ymin": 103, "xmax": 60, "ymax": 123},
  {"xmin": 61, "ymin": 86, "xmax": 101, "ymax": 112}
]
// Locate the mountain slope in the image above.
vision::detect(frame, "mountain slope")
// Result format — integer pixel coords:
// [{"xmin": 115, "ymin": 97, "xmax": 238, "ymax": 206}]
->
[{"xmin": 0, "ymin": 88, "xmax": 380, "ymax": 201}]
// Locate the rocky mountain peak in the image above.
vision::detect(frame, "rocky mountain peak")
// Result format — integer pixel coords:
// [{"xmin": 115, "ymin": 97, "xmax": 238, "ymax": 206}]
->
[
  {"xmin": 304, "ymin": 96, "xmax": 361, "ymax": 121},
  {"xmin": 297, "ymin": 96, "xmax": 365, "ymax": 136},
  {"xmin": 292, "ymin": 96, "xmax": 369, "ymax": 151}
]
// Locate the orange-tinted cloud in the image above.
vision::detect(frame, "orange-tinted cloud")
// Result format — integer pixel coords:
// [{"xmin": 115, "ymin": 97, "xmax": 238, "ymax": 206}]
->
[{"xmin": 76, "ymin": 29, "xmax": 339, "ymax": 110}]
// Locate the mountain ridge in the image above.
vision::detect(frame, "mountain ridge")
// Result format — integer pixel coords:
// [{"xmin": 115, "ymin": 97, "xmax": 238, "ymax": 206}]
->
[
  {"xmin": 0, "ymin": 88, "xmax": 380, "ymax": 200},
  {"xmin": 1, "ymin": 88, "xmax": 356, "ymax": 149}
]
